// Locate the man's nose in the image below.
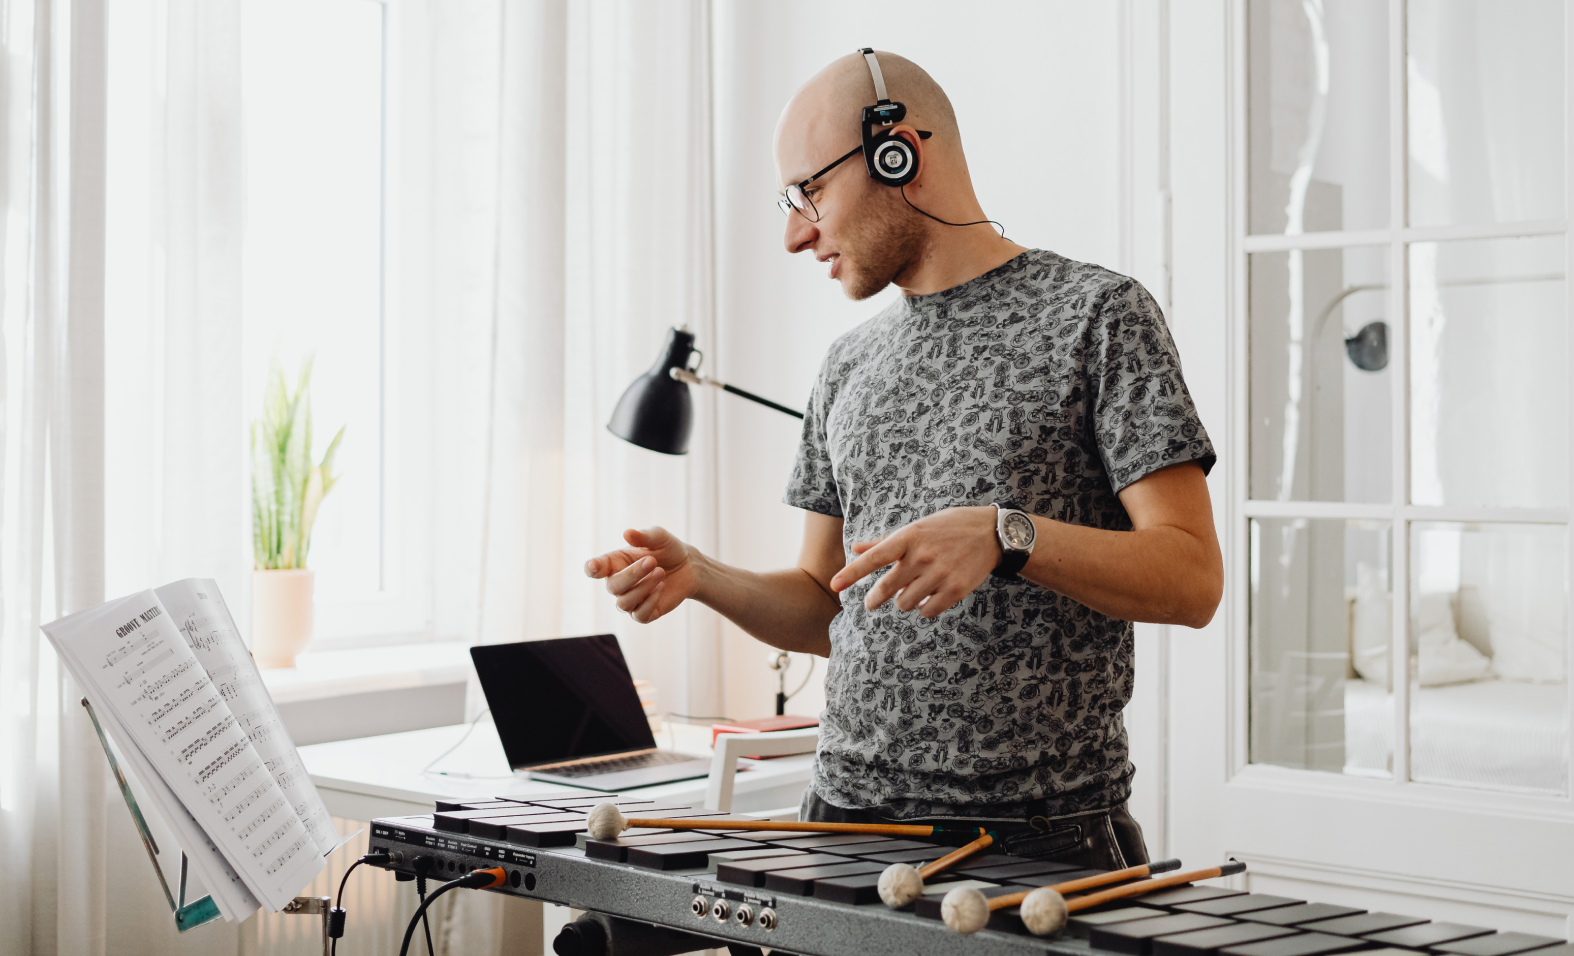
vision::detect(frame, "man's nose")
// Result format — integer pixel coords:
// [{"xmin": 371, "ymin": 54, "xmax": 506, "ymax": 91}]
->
[{"xmin": 783, "ymin": 211, "xmax": 818, "ymax": 254}]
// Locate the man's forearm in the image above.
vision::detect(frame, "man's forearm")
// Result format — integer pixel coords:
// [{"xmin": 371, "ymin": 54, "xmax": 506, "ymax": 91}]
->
[
  {"xmin": 692, "ymin": 553, "xmax": 840, "ymax": 656},
  {"xmin": 1021, "ymin": 517, "xmax": 1221, "ymax": 628}
]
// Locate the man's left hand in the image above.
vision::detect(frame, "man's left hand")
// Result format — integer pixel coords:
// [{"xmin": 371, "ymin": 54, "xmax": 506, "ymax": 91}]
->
[{"xmin": 829, "ymin": 505, "xmax": 1001, "ymax": 618}]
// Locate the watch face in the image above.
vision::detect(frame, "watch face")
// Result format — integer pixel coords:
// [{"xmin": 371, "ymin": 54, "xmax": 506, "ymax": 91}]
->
[{"xmin": 1002, "ymin": 512, "xmax": 1035, "ymax": 550}]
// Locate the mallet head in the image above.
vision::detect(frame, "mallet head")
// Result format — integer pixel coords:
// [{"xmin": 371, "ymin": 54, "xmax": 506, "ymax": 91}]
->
[
  {"xmin": 941, "ymin": 886, "xmax": 990, "ymax": 935},
  {"xmin": 877, "ymin": 862, "xmax": 924, "ymax": 908},
  {"xmin": 1019, "ymin": 886, "xmax": 1069, "ymax": 936},
  {"xmin": 585, "ymin": 802, "xmax": 627, "ymax": 840}
]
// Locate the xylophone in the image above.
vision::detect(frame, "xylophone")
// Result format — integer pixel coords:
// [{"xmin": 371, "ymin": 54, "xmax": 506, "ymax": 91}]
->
[{"xmin": 369, "ymin": 796, "xmax": 1572, "ymax": 956}]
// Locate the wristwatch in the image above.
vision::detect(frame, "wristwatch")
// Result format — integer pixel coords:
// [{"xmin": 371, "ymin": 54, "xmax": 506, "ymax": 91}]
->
[{"xmin": 992, "ymin": 505, "xmax": 1036, "ymax": 579}]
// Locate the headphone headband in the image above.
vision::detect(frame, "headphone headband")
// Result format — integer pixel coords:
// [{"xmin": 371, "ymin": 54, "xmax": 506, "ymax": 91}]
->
[
  {"xmin": 856, "ymin": 47, "xmax": 917, "ymax": 185},
  {"xmin": 859, "ymin": 47, "xmax": 891, "ymax": 105}
]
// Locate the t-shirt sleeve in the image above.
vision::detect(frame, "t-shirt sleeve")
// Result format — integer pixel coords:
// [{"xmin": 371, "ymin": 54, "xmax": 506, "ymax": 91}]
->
[
  {"xmin": 782, "ymin": 353, "xmax": 844, "ymax": 518},
  {"xmin": 1091, "ymin": 279, "xmax": 1216, "ymax": 493}
]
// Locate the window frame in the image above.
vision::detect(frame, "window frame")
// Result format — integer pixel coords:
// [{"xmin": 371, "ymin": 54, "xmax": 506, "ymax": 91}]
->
[
  {"xmin": 1228, "ymin": 0, "xmax": 1574, "ymax": 810},
  {"xmin": 246, "ymin": 0, "xmax": 437, "ymax": 650}
]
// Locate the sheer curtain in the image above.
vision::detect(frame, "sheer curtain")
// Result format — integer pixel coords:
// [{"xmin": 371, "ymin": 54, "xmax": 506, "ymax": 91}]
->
[
  {"xmin": 433, "ymin": 0, "xmax": 724, "ymax": 721},
  {"xmin": 1, "ymin": 0, "xmax": 728, "ymax": 953},
  {"xmin": 0, "ymin": 0, "xmax": 112, "ymax": 954}
]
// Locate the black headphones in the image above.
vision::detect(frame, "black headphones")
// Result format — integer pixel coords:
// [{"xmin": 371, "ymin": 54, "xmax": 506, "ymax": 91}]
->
[
  {"xmin": 857, "ymin": 47, "xmax": 930, "ymax": 188},
  {"xmin": 850, "ymin": 48, "xmax": 1006, "ymax": 238}
]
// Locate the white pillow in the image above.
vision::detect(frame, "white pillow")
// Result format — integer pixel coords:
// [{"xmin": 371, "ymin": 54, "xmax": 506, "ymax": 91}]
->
[
  {"xmin": 1348, "ymin": 570, "xmax": 1492, "ymax": 686},
  {"xmin": 1350, "ymin": 562, "xmax": 1390, "ymax": 684},
  {"xmin": 1416, "ymin": 590, "xmax": 1493, "ymax": 686}
]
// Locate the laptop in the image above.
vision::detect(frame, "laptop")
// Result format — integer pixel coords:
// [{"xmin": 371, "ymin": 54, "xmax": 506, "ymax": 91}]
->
[{"xmin": 469, "ymin": 635, "xmax": 716, "ymax": 791}]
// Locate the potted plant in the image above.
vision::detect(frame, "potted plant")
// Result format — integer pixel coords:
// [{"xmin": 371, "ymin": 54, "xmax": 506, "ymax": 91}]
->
[{"xmin": 250, "ymin": 356, "xmax": 344, "ymax": 668}]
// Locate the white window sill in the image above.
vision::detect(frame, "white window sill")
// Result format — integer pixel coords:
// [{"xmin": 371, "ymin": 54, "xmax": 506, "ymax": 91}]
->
[{"xmin": 259, "ymin": 641, "xmax": 471, "ymax": 704}]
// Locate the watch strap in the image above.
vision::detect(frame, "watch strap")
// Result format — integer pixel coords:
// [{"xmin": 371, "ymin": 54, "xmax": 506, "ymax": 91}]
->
[{"xmin": 992, "ymin": 548, "xmax": 1029, "ymax": 579}]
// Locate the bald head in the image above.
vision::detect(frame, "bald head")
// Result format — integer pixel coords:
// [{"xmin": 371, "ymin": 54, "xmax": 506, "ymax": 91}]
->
[
  {"xmin": 775, "ymin": 50, "xmax": 1018, "ymax": 300},
  {"xmin": 775, "ymin": 50, "xmax": 965, "ymax": 185}
]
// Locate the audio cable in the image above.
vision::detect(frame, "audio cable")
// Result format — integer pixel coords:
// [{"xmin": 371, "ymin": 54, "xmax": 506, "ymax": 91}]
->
[
  {"xmin": 900, "ymin": 184, "xmax": 1008, "ymax": 239},
  {"xmin": 398, "ymin": 868, "xmax": 508, "ymax": 956},
  {"xmin": 327, "ymin": 850, "xmax": 401, "ymax": 956},
  {"xmin": 412, "ymin": 857, "xmax": 437, "ymax": 956}
]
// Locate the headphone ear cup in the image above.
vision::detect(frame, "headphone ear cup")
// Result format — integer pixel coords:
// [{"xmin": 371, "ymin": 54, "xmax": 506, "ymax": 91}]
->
[{"xmin": 866, "ymin": 132, "xmax": 918, "ymax": 187}]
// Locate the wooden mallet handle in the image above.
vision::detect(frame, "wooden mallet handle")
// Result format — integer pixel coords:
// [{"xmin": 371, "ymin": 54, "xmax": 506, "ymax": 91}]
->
[
  {"xmin": 985, "ymin": 857, "xmax": 1185, "ymax": 912},
  {"xmin": 1067, "ymin": 861, "xmax": 1245, "ymax": 912},
  {"xmin": 918, "ymin": 831, "xmax": 995, "ymax": 880},
  {"xmin": 619, "ymin": 817, "xmax": 938, "ymax": 837}
]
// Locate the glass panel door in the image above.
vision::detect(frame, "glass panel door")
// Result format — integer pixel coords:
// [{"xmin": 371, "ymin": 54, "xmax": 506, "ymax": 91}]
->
[{"xmin": 1244, "ymin": 0, "xmax": 1570, "ymax": 795}]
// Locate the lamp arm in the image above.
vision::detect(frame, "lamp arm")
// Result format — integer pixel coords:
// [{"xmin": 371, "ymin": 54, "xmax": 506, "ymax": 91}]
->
[{"xmin": 670, "ymin": 368, "xmax": 804, "ymax": 419}]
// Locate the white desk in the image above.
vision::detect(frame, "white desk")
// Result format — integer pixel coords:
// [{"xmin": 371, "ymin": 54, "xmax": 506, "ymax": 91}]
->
[
  {"xmin": 298, "ymin": 718, "xmax": 816, "ymax": 822},
  {"xmin": 297, "ymin": 721, "xmax": 815, "ymax": 954}
]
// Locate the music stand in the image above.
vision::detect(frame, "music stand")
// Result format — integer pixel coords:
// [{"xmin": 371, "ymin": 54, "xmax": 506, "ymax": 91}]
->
[{"xmin": 82, "ymin": 698, "xmax": 333, "ymax": 951}]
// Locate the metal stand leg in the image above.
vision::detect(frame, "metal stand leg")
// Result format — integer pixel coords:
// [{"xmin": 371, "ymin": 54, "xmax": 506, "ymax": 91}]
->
[
  {"xmin": 282, "ymin": 895, "xmax": 333, "ymax": 956},
  {"xmin": 82, "ymin": 698, "xmax": 223, "ymax": 932}
]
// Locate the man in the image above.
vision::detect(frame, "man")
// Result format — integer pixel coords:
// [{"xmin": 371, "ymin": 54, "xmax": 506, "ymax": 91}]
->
[{"xmin": 585, "ymin": 51, "xmax": 1220, "ymax": 868}]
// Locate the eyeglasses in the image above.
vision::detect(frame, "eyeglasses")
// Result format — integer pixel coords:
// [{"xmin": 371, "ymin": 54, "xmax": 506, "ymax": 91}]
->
[
  {"xmin": 777, "ymin": 129, "xmax": 934, "ymax": 222},
  {"xmin": 777, "ymin": 145, "xmax": 863, "ymax": 222}
]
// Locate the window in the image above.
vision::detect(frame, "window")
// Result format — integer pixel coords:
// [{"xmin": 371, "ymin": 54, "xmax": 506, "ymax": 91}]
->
[
  {"xmin": 1243, "ymin": 0, "xmax": 1568, "ymax": 794},
  {"xmin": 241, "ymin": 0, "xmax": 430, "ymax": 645}
]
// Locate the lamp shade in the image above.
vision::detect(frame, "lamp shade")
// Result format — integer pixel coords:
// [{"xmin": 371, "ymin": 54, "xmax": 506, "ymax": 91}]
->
[{"xmin": 607, "ymin": 327, "xmax": 697, "ymax": 455}]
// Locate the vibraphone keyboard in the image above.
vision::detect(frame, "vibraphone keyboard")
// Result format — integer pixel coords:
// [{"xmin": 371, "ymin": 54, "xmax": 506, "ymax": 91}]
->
[{"xmin": 370, "ymin": 797, "xmax": 1572, "ymax": 956}]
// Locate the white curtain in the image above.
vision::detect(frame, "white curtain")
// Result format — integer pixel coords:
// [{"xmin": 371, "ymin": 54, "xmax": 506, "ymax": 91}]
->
[
  {"xmin": 0, "ymin": 0, "xmax": 259, "ymax": 952},
  {"xmin": 1, "ymin": 0, "xmax": 729, "ymax": 953},
  {"xmin": 0, "ymin": 1, "xmax": 112, "ymax": 955},
  {"xmin": 434, "ymin": 0, "xmax": 724, "ymax": 721}
]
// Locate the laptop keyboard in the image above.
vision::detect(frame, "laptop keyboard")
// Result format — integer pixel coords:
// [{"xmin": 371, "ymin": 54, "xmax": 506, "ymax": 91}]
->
[{"xmin": 533, "ymin": 750, "xmax": 700, "ymax": 778}]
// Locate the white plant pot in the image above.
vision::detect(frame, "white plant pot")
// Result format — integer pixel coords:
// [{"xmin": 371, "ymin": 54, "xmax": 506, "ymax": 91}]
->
[{"xmin": 252, "ymin": 569, "xmax": 315, "ymax": 669}]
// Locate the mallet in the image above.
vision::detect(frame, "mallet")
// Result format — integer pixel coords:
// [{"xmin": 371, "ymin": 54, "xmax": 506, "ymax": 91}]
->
[
  {"xmin": 878, "ymin": 830, "xmax": 996, "ymax": 908},
  {"xmin": 943, "ymin": 859, "xmax": 1243, "ymax": 936},
  {"xmin": 586, "ymin": 802, "xmax": 975, "ymax": 841}
]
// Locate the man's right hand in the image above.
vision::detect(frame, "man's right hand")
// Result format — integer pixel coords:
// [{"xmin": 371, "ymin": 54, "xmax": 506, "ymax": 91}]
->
[{"xmin": 584, "ymin": 527, "xmax": 699, "ymax": 624}]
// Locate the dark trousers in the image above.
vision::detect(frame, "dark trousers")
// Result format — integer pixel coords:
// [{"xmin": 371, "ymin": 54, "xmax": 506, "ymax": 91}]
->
[{"xmin": 801, "ymin": 789, "xmax": 1149, "ymax": 871}]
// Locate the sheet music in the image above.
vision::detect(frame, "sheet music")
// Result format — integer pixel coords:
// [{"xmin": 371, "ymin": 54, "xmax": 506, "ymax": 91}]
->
[
  {"xmin": 156, "ymin": 578, "xmax": 340, "ymax": 856},
  {"xmin": 44, "ymin": 590, "xmax": 323, "ymax": 912},
  {"xmin": 68, "ymin": 660, "xmax": 262, "ymax": 921}
]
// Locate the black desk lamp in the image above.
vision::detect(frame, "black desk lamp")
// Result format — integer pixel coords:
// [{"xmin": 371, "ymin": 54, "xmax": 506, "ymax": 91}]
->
[{"xmin": 607, "ymin": 327, "xmax": 803, "ymax": 455}]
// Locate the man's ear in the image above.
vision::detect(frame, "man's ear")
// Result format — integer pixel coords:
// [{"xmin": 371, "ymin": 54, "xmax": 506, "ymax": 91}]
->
[{"xmin": 890, "ymin": 125, "xmax": 927, "ymax": 185}]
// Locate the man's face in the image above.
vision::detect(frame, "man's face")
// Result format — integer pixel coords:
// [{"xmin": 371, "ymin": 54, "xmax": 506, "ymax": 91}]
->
[{"xmin": 777, "ymin": 127, "xmax": 925, "ymax": 301}]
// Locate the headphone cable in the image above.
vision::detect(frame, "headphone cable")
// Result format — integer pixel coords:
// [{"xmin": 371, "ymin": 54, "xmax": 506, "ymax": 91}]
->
[{"xmin": 900, "ymin": 184, "xmax": 1007, "ymax": 240}]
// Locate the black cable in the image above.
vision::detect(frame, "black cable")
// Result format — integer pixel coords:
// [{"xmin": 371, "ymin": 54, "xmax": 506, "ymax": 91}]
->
[
  {"xmin": 785, "ymin": 655, "xmax": 817, "ymax": 703},
  {"xmin": 414, "ymin": 869, "xmax": 436, "ymax": 956},
  {"xmin": 328, "ymin": 851, "xmax": 391, "ymax": 956},
  {"xmin": 398, "ymin": 871, "xmax": 503, "ymax": 956},
  {"xmin": 900, "ymin": 184, "xmax": 1008, "ymax": 240},
  {"xmin": 330, "ymin": 861, "xmax": 360, "ymax": 956}
]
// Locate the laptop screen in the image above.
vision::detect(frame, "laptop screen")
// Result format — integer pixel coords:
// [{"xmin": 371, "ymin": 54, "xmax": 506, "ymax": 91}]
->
[{"xmin": 470, "ymin": 635, "xmax": 658, "ymax": 770}]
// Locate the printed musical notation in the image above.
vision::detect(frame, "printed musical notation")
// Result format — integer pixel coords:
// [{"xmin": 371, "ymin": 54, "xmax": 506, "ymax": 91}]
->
[
  {"xmin": 118, "ymin": 642, "xmax": 176, "ymax": 689},
  {"xmin": 266, "ymin": 835, "xmax": 311, "ymax": 877},
  {"xmin": 149, "ymin": 683, "xmax": 199, "ymax": 723},
  {"xmin": 235, "ymin": 796, "xmax": 286, "ymax": 841},
  {"xmin": 132, "ymin": 656, "xmax": 198, "ymax": 704},
  {"xmin": 157, "ymin": 692, "xmax": 221, "ymax": 742},
  {"xmin": 223, "ymin": 780, "xmax": 274, "ymax": 824},
  {"xmin": 178, "ymin": 713, "xmax": 238, "ymax": 764},
  {"xmin": 209, "ymin": 758, "xmax": 264, "ymax": 808},
  {"xmin": 250, "ymin": 819, "xmax": 294, "ymax": 859},
  {"xmin": 195, "ymin": 739, "xmax": 252, "ymax": 784},
  {"xmin": 43, "ymin": 580, "xmax": 334, "ymax": 914}
]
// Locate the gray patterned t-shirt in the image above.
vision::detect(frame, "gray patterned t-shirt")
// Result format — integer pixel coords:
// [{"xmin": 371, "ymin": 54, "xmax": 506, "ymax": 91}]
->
[{"xmin": 784, "ymin": 249, "xmax": 1214, "ymax": 820}]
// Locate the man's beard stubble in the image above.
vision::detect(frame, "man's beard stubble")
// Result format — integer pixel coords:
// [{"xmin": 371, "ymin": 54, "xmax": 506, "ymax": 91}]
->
[{"xmin": 838, "ymin": 187, "xmax": 927, "ymax": 301}]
